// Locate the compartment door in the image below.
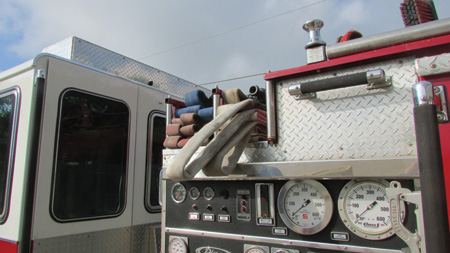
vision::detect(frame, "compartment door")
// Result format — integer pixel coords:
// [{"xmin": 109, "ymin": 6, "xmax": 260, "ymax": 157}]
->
[{"xmin": 32, "ymin": 57, "xmax": 138, "ymax": 252}]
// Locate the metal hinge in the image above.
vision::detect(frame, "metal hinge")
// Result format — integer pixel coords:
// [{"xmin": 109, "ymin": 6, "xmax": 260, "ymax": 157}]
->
[{"xmin": 434, "ymin": 85, "xmax": 448, "ymax": 124}]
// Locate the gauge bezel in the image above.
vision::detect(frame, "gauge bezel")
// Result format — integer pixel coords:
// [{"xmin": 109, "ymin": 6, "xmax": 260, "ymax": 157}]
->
[
  {"xmin": 337, "ymin": 179, "xmax": 404, "ymax": 240},
  {"xmin": 189, "ymin": 186, "xmax": 200, "ymax": 200},
  {"xmin": 278, "ymin": 180, "xmax": 333, "ymax": 235},
  {"xmin": 168, "ymin": 236, "xmax": 188, "ymax": 253},
  {"xmin": 171, "ymin": 183, "xmax": 187, "ymax": 204},
  {"xmin": 203, "ymin": 187, "xmax": 215, "ymax": 201}
]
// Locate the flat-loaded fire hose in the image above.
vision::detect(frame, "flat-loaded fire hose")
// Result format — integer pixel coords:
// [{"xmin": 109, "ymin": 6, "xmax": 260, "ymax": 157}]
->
[{"xmin": 166, "ymin": 99, "xmax": 257, "ymax": 181}]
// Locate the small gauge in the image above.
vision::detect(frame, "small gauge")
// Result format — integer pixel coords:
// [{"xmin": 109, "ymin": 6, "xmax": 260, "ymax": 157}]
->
[
  {"xmin": 338, "ymin": 179, "xmax": 405, "ymax": 240},
  {"xmin": 278, "ymin": 180, "xmax": 333, "ymax": 235},
  {"xmin": 203, "ymin": 187, "xmax": 215, "ymax": 201},
  {"xmin": 246, "ymin": 248, "xmax": 267, "ymax": 253},
  {"xmin": 168, "ymin": 236, "xmax": 188, "ymax": 253},
  {"xmin": 244, "ymin": 245, "xmax": 269, "ymax": 253},
  {"xmin": 171, "ymin": 183, "xmax": 187, "ymax": 203},
  {"xmin": 189, "ymin": 187, "xmax": 200, "ymax": 200}
]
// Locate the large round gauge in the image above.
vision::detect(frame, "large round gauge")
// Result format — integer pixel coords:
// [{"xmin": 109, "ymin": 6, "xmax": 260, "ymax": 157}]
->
[
  {"xmin": 278, "ymin": 180, "xmax": 333, "ymax": 235},
  {"xmin": 168, "ymin": 236, "xmax": 188, "ymax": 253},
  {"xmin": 171, "ymin": 183, "xmax": 187, "ymax": 203},
  {"xmin": 338, "ymin": 179, "xmax": 405, "ymax": 240}
]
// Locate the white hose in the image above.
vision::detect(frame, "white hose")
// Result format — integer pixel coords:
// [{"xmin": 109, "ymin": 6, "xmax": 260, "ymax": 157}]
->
[{"xmin": 166, "ymin": 99, "xmax": 256, "ymax": 181}]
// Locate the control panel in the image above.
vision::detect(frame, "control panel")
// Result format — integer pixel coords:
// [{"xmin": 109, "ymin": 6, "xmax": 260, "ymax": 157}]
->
[{"xmin": 164, "ymin": 179, "xmax": 417, "ymax": 253}]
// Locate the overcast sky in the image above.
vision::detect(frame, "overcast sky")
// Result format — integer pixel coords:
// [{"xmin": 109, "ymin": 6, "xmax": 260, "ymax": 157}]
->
[{"xmin": 1, "ymin": 0, "xmax": 449, "ymax": 91}]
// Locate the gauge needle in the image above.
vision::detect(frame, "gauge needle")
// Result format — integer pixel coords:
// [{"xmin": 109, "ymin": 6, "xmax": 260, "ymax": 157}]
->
[
  {"xmin": 355, "ymin": 201, "xmax": 377, "ymax": 222},
  {"xmin": 293, "ymin": 199, "xmax": 311, "ymax": 216}
]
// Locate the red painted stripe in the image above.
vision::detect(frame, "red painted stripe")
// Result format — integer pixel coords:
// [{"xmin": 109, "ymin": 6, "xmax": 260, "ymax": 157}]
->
[{"xmin": 0, "ymin": 239, "xmax": 18, "ymax": 253}]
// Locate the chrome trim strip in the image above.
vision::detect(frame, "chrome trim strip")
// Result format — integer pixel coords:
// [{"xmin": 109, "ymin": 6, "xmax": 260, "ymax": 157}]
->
[
  {"xmin": 168, "ymin": 157, "xmax": 419, "ymax": 180},
  {"xmin": 165, "ymin": 227, "xmax": 402, "ymax": 253}
]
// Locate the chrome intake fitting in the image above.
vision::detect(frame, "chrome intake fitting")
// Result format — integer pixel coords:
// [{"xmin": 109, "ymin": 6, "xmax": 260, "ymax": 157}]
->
[{"xmin": 303, "ymin": 19, "xmax": 327, "ymax": 64}]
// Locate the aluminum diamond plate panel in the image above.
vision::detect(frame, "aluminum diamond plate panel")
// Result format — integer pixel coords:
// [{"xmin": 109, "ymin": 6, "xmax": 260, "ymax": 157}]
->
[
  {"xmin": 33, "ymin": 227, "xmax": 131, "ymax": 253},
  {"xmin": 42, "ymin": 37, "xmax": 210, "ymax": 98},
  {"xmin": 162, "ymin": 57, "xmax": 419, "ymax": 179},
  {"xmin": 132, "ymin": 223, "xmax": 161, "ymax": 253},
  {"xmin": 415, "ymin": 52, "xmax": 450, "ymax": 77},
  {"xmin": 242, "ymin": 56, "xmax": 418, "ymax": 163}
]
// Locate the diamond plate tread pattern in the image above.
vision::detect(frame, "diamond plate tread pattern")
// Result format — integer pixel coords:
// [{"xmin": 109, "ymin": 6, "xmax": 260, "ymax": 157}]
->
[
  {"xmin": 415, "ymin": 52, "xmax": 450, "ymax": 76},
  {"xmin": 43, "ymin": 37, "xmax": 210, "ymax": 98},
  {"xmin": 33, "ymin": 227, "xmax": 131, "ymax": 253},
  {"xmin": 243, "ymin": 57, "xmax": 418, "ymax": 163},
  {"xmin": 132, "ymin": 223, "xmax": 161, "ymax": 253}
]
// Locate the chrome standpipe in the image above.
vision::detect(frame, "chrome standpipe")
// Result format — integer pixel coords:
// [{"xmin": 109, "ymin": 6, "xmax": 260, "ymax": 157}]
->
[{"xmin": 303, "ymin": 19, "xmax": 327, "ymax": 64}]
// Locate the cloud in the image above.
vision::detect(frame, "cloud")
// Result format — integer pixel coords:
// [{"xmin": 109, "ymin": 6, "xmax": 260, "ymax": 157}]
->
[{"xmin": 1, "ymin": 0, "xmax": 449, "ymax": 89}]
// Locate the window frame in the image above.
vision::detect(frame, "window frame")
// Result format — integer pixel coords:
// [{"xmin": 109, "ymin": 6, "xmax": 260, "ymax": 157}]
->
[
  {"xmin": 144, "ymin": 111, "xmax": 165, "ymax": 213},
  {"xmin": 50, "ymin": 88, "xmax": 131, "ymax": 222},
  {"xmin": 0, "ymin": 87, "xmax": 20, "ymax": 224}
]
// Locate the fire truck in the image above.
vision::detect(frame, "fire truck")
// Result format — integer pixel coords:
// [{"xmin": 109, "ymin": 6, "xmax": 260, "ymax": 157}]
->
[
  {"xmin": 1, "ymin": 2, "xmax": 450, "ymax": 253},
  {"xmin": 161, "ymin": 12, "xmax": 450, "ymax": 253},
  {"xmin": 0, "ymin": 37, "xmax": 208, "ymax": 252}
]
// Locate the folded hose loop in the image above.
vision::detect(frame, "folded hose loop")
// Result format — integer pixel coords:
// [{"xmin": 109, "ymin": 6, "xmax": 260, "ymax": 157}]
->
[
  {"xmin": 203, "ymin": 121, "xmax": 257, "ymax": 176},
  {"xmin": 166, "ymin": 99, "xmax": 255, "ymax": 181},
  {"xmin": 187, "ymin": 110, "xmax": 256, "ymax": 177}
]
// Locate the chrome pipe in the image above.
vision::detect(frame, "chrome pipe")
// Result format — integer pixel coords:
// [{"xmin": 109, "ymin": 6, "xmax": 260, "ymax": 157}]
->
[
  {"xmin": 265, "ymin": 80, "xmax": 277, "ymax": 143},
  {"xmin": 166, "ymin": 100, "xmax": 173, "ymax": 135},
  {"xmin": 327, "ymin": 18, "xmax": 450, "ymax": 59}
]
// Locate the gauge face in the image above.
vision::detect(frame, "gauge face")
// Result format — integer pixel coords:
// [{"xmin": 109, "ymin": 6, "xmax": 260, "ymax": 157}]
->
[
  {"xmin": 338, "ymin": 179, "xmax": 404, "ymax": 240},
  {"xmin": 278, "ymin": 180, "xmax": 333, "ymax": 235},
  {"xmin": 168, "ymin": 237, "xmax": 187, "ymax": 253},
  {"xmin": 245, "ymin": 248, "xmax": 267, "ymax": 253},
  {"xmin": 189, "ymin": 187, "xmax": 200, "ymax": 200},
  {"xmin": 244, "ymin": 245, "xmax": 269, "ymax": 253},
  {"xmin": 171, "ymin": 183, "xmax": 187, "ymax": 203},
  {"xmin": 203, "ymin": 187, "xmax": 215, "ymax": 200}
]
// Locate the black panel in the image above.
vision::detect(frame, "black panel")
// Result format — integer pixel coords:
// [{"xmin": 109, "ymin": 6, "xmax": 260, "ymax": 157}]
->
[{"xmin": 164, "ymin": 179, "xmax": 416, "ymax": 252}]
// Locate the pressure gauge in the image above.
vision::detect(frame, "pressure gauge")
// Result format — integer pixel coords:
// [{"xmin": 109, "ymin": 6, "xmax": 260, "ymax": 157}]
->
[
  {"xmin": 245, "ymin": 247, "xmax": 268, "ymax": 253},
  {"xmin": 203, "ymin": 187, "xmax": 215, "ymax": 200},
  {"xmin": 338, "ymin": 179, "xmax": 405, "ymax": 240},
  {"xmin": 168, "ymin": 236, "xmax": 188, "ymax": 253},
  {"xmin": 278, "ymin": 180, "xmax": 333, "ymax": 235},
  {"xmin": 171, "ymin": 183, "xmax": 187, "ymax": 203},
  {"xmin": 189, "ymin": 187, "xmax": 200, "ymax": 200},
  {"xmin": 244, "ymin": 245, "xmax": 269, "ymax": 253}
]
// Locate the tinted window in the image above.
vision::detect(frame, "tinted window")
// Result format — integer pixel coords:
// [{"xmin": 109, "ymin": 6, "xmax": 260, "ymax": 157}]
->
[
  {"xmin": 145, "ymin": 113, "xmax": 165, "ymax": 212},
  {"xmin": 52, "ymin": 90, "xmax": 129, "ymax": 221},
  {"xmin": 0, "ymin": 91, "xmax": 18, "ymax": 223}
]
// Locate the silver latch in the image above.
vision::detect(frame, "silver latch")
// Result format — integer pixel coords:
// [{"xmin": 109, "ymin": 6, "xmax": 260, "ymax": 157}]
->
[
  {"xmin": 434, "ymin": 85, "xmax": 449, "ymax": 123},
  {"xmin": 366, "ymin": 69, "xmax": 392, "ymax": 90},
  {"xmin": 386, "ymin": 181, "xmax": 424, "ymax": 253}
]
